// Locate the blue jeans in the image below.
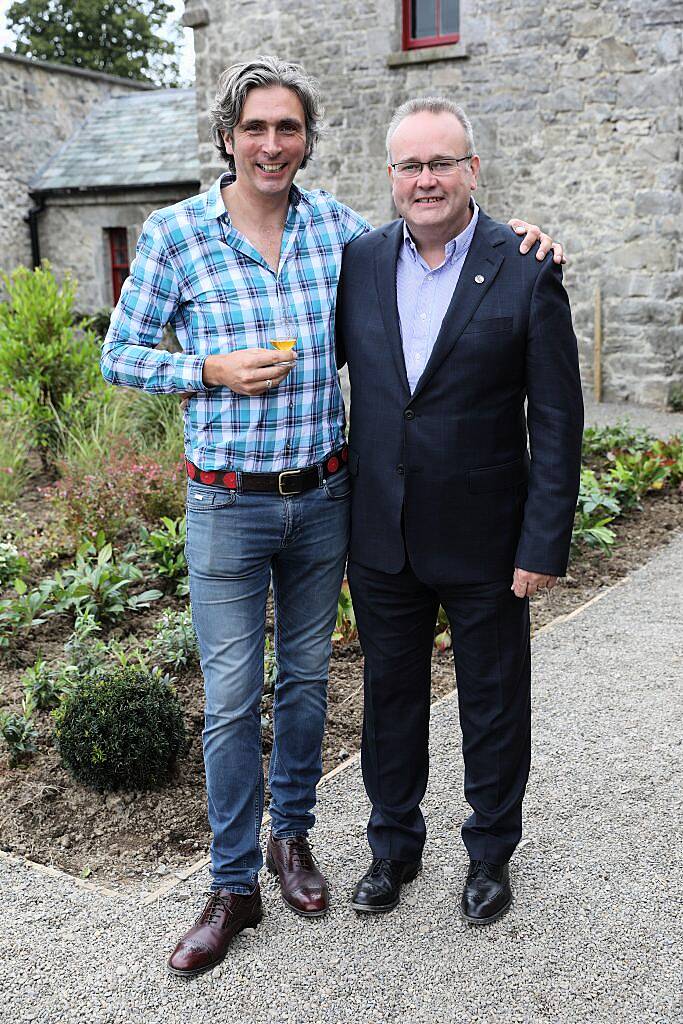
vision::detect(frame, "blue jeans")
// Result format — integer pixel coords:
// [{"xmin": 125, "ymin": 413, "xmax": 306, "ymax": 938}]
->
[{"xmin": 185, "ymin": 466, "xmax": 350, "ymax": 893}]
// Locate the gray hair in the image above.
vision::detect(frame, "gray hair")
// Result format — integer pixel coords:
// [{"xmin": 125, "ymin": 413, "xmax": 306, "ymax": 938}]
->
[
  {"xmin": 385, "ymin": 97, "xmax": 475, "ymax": 163},
  {"xmin": 209, "ymin": 55, "xmax": 325, "ymax": 171}
]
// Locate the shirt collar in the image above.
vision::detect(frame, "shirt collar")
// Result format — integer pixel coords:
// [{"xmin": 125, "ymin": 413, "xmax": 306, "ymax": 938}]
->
[
  {"xmin": 402, "ymin": 198, "xmax": 480, "ymax": 265},
  {"xmin": 204, "ymin": 172, "xmax": 303, "ymax": 223}
]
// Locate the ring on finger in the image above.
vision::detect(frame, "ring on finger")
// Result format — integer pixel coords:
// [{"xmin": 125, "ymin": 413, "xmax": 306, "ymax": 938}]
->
[{"xmin": 265, "ymin": 378, "xmax": 273, "ymax": 390}]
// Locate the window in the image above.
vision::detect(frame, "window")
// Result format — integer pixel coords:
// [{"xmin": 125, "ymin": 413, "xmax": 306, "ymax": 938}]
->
[
  {"xmin": 107, "ymin": 228, "xmax": 129, "ymax": 303},
  {"xmin": 403, "ymin": 0, "xmax": 460, "ymax": 49}
]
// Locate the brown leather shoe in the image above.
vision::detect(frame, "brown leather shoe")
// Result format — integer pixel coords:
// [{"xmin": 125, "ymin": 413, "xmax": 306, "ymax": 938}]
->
[
  {"xmin": 266, "ymin": 832, "xmax": 329, "ymax": 917},
  {"xmin": 167, "ymin": 886, "xmax": 263, "ymax": 978}
]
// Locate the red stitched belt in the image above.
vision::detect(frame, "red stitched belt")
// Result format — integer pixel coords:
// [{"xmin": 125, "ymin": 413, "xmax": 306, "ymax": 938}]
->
[{"xmin": 185, "ymin": 445, "xmax": 349, "ymax": 496}]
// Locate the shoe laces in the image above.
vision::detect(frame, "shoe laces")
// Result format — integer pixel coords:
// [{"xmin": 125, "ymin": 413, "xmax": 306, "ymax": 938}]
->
[
  {"xmin": 468, "ymin": 860, "xmax": 499, "ymax": 881},
  {"xmin": 285, "ymin": 836, "xmax": 316, "ymax": 871},
  {"xmin": 368, "ymin": 857, "xmax": 392, "ymax": 878},
  {"xmin": 199, "ymin": 890, "xmax": 234, "ymax": 927}
]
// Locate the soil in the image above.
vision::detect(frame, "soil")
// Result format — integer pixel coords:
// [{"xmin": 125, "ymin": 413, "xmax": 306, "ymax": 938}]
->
[{"xmin": 0, "ymin": 487, "xmax": 681, "ymax": 890}]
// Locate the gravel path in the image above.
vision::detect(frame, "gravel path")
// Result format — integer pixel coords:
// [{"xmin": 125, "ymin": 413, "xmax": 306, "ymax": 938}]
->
[
  {"xmin": 2, "ymin": 535, "xmax": 682, "ymax": 1024},
  {"xmin": 583, "ymin": 396, "xmax": 683, "ymax": 438}
]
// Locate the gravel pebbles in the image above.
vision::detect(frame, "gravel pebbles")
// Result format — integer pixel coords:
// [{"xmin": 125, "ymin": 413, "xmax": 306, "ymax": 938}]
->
[{"xmin": 1, "ymin": 535, "xmax": 682, "ymax": 1024}]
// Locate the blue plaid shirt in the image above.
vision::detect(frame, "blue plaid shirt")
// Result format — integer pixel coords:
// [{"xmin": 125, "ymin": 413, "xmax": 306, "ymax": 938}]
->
[{"xmin": 102, "ymin": 174, "xmax": 370, "ymax": 471}]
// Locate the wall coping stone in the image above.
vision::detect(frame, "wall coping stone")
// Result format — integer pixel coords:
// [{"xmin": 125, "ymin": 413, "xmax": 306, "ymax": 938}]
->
[{"xmin": 0, "ymin": 51, "xmax": 154, "ymax": 89}]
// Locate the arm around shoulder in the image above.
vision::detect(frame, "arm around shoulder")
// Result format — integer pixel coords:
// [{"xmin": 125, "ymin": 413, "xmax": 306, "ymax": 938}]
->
[{"xmin": 514, "ymin": 257, "xmax": 584, "ymax": 576}]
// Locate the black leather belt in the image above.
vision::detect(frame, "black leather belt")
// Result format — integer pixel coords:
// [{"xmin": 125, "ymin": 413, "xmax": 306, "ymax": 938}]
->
[{"xmin": 185, "ymin": 445, "xmax": 348, "ymax": 496}]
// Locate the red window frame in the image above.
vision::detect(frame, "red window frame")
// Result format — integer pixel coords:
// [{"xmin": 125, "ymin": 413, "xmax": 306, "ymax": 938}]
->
[
  {"xmin": 107, "ymin": 227, "xmax": 129, "ymax": 303},
  {"xmin": 402, "ymin": 0, "xmax": 460, "ymax": 49}
]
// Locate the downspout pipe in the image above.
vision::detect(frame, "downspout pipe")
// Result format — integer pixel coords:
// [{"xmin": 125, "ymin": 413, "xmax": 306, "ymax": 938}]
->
[{"xmin": 25, "ymin": 194, "xmax": 46, "ymax": 268}]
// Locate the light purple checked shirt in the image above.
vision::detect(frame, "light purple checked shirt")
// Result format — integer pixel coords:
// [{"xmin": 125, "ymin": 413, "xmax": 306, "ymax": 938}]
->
[{"xmin": 397, "ymin": 201, "xmax": 479, "ymax": 392}]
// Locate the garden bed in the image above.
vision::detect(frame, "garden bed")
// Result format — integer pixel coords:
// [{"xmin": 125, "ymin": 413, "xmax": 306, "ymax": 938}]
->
[{"xmin": 1, "ymin": 486, "xmax": 681, "ymax": 890}]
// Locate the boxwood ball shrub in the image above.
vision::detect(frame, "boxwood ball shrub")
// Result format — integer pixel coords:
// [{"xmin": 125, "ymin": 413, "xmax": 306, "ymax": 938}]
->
[{"xmin": 53, "ymin": 668, "xmax": 188, "ymax": 791}]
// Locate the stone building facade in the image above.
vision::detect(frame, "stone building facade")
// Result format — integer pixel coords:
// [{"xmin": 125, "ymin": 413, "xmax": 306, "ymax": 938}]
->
[
  {"xmin": 0, "ymin": 54, "xmax": 147, "ymax": 283},
  {"xmin": 183, "ymin": 0, "xmax": 682, "ymax": 406},
  {"xmin": 29, "ymin": 89, "xmax": 200, "ymax": 312},
  {"xmin": 0, "ymin": 55, "xmax": 200, "ymax": 312}
]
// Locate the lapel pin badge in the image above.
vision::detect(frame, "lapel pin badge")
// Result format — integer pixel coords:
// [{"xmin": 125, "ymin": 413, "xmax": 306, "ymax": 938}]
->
[{"xmin": 474, "ymin": 274, "xmax": 485, "ymax": 284}]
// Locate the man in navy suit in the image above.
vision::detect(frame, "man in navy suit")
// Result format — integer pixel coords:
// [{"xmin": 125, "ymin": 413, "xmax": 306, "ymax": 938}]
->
[{"xmin": 336, "ymin": 98, "xmax": 583, "ymax": 924}]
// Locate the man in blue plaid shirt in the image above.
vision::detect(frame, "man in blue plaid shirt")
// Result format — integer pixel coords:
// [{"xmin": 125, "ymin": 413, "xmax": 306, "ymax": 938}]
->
[{"xmin": 102, "ymin": 56, "xmax": 560, "ymax": 977}]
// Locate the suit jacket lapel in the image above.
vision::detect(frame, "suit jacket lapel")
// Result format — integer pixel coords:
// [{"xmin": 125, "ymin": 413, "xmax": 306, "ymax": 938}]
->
[
  {"xmin": 410, "ymin": 211, "xmax": 507, "ymax": 402},
  {"xmin": 374, "ymin": 220, "xmax": 411, "ymax": 397}
]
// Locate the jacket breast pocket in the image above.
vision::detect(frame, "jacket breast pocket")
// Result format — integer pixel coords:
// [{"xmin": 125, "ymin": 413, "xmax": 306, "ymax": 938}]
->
[{"xmin": 461, "ymin": 316, "xmax": 513, "ymax": 337}]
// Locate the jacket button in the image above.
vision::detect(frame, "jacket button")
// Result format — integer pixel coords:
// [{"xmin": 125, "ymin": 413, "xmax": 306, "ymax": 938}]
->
[
  {"xmin": 397, "ymin": 464, "xmax": 405, "ymax": 475},
  {"xmin": 404, "ymin": 410, "xmax": 415, "ymax": 420}
]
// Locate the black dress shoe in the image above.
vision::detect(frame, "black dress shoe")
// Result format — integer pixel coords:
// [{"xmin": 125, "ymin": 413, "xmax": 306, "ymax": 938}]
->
[
  {"xmin": 351, "ymin": 857, "xmax": 422, "ymax": 913},
  {"xmin": 460, "ymin": 859, "xmax": 512, "ymax": 925}
]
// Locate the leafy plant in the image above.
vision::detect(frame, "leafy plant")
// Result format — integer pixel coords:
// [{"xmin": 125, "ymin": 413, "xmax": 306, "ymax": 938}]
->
[
  {"xmin": 263, "ymin": 635, "xmax": 277, "ymax": 696},
  {"xmin": 145, "ymin": 607, "xmax": 199, "ymax": 671},
  {"xmin": 140, "ymin": 516, "xmax": 188, "ymax": 594},
  {"xmin": 0, "ymin": 580, "xmax": 52, "ymax": 652},
  {"xmin": 605, "ymin": 450, "xmax": 669, "ymax": 510},
  {"xmin": 0, "ymin": 537, "xmax": 27, "ymax": 589},
  {"xmin": 332, "ymin": 580, "xmax": 356, "ymax": 642},
  {"xmin": 0, "ymin": 688, "xmax": 39, "ymax": 765},
  {"xmin": 53, "ymin": 667, "xmax": 188, "ymax": 791},
  {"xmin": 571, "ymin": 468, "xmax": 621, "ymax": 553},
  {"xmin": 434, "ymin": 606, "xmax": 452, "ymax": 652},
  {"xmin": 0, "ymin": 264, "xmax": 107, "ymax": 467},
  {"xmin": 22, "ymin": 659, "xmax": 69, "ymax": 710},
  {"xmin": 582, "ymin": 422, "xmax": 654, "ymax": 460},
  {"xmin": 51, "ymin": 535, "xmax": 163, "ymax": 623}
]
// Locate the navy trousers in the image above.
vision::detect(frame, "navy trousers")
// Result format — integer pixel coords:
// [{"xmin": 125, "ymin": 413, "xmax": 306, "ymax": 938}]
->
[{"xmin": 347, "ymin": 557, "xmax": 531, "ymax": 866}]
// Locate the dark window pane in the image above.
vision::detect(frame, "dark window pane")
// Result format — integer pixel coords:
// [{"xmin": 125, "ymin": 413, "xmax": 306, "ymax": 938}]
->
[
  {"xmin": 412, "ymin": 0, "xmax": 436, "ymax": 38},
  {"xmin": 441, "ymin": 0, "xmax": 459, "ymax": 34}
]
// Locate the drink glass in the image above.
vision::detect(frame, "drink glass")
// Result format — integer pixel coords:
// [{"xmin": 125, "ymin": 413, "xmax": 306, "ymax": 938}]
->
[{"xmin": 268, "ymin": 307, "xmax": 298, "ymax": 351}]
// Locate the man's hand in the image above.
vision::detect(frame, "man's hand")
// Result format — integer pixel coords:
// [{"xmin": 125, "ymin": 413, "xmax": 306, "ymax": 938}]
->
[
  {"xmin": 507, "ymin": 220, "xmax": 565, "ymax": 265},
  {"xmin": 202, "ymin": 348, "xmax": 297, "ymax": 395},
  {"xmin": 511, "ymin": 567, "xmax": 559, "ymax": 599}
]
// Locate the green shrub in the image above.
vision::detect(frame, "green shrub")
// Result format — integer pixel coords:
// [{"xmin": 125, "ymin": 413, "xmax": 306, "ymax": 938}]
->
[
  {"xmin": 0, "ymin": 264, "xmax": 107, "ymax": 467},
  {"xmin": 668, "ymin": 383, "xmax": 683, "ymax": 413},
  {"xmin": 52, "ymin": 667, "xmax": 188, "ymax": 791},
  {"xmin": 48, "ymin": 437, "xmax": 185, "ymax": 541}
]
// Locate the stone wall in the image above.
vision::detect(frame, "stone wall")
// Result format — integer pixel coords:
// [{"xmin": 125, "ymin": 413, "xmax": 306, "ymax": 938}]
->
[
  {"xmin": 38, "ymin": 187, "xmax": 197, "ymax": 312},
  {"xmin": 0, "ymin": 54, "xmax": 147, "ymax": 283},
  {"xmin": 185, "ymin": 0, "xmax": 682, "ymax": 406}
]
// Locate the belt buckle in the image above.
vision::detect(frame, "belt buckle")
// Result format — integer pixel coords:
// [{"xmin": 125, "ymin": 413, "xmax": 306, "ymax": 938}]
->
[{"xmin": 278, "ymin": 469, "xmax": 301, "ymax": 496}]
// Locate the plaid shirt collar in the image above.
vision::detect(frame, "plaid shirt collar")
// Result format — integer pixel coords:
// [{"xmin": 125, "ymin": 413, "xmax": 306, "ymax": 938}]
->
[
  {"xmin": 204, "ymin": 172, "xmax": 304, "ymax": 222},
  {"xmin": 203, "ymin": 173, "xmax": 311, "ymax": 270}
]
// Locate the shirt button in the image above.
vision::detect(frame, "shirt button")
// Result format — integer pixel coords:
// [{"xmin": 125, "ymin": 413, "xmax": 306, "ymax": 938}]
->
[{"xmin": 420, "ymin": 312, "xmax": 427, "ymax": 321}]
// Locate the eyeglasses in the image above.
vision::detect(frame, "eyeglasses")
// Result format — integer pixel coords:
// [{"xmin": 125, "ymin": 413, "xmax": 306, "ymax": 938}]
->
[{"xmin": 390, "ymin": 156, "xmax": 473, "ymax": 178}]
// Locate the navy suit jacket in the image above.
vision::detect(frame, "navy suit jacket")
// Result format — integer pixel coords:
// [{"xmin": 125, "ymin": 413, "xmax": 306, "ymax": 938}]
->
[{"xmin": 336, "ymin": 209, "xmax": 584, "ymax": 585}]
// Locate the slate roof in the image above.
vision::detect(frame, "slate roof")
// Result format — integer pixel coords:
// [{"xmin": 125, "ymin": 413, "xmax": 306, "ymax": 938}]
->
[{"xmin": 30, "ymin": 89, "xmax": 200, "ymax": 193}]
